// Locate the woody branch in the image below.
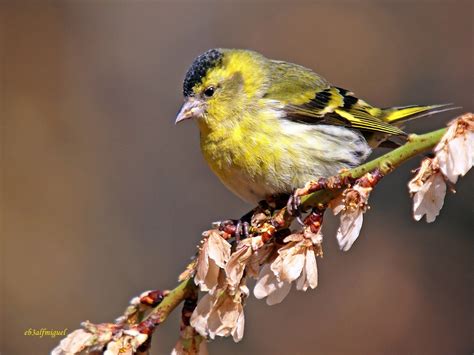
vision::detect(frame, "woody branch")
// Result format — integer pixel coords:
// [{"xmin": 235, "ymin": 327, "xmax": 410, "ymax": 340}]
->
[{"xmin": 53, "ymin": 113, "xmax": 473, "ymax": 355}]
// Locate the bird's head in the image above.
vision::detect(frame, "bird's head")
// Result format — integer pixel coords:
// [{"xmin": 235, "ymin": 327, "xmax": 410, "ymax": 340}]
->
[{"xmin": 175, "ymin": 48, "xmax": 267, "ymax": 126}]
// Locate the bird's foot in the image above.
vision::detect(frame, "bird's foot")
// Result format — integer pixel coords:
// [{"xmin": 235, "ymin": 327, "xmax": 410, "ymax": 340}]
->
[
  {"xmin": 286, "ymin": 192, "xmax": 304, "ymax": 225},
  {"xmin": 287, "ymin": 176, "xmax": 353, "ymax": 224},
  {"xmin": 215, "ymin": 202, "xmax": 273, "ymax": 241},
  {"xmin": 286, "ymin": 178, "xmax": 329, "ymax": 224},
  {"xmin": 217, "ymin": 219, "xmax": 250, "ymax": 241}
]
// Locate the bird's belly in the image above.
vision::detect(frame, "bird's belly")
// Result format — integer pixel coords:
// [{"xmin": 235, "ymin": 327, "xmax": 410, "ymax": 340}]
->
[
  {"xmin": 217, "ymin": 167, "xmax": 276, "ymax": 203},
  {"xmin": 207, "ymin": 155, "xmax": 339, "ymax": 204},
  {"xmin": 202, "ymin": 144, "xmax": 283, "ymax": 203},
  {"xmin": 201, "ymin": 124, "xmax": 371, "ymax": 204}
]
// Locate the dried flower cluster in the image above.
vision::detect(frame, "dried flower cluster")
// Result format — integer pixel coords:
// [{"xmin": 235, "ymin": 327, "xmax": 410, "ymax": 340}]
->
[
  {"xmin": 189, "ymin": 172, "xmax": 382, "ymax": 344},
  {"xmin": 190, "ymin": 231, "xmax": 259, "ymax": 342},
  {"xmin": 52, "ymin": 289, "xmax": 171, "ymax": 354},
  {"xmin": 52, "ymin": 321, "xmax": 149, "ymax": 355},
  {"xmin": 330, "ymin": 174, "xmax": 379, "ymax": 252},
  {"xmin": 408, "ymin": 113, "xmax": 473, "ymax": 222}
]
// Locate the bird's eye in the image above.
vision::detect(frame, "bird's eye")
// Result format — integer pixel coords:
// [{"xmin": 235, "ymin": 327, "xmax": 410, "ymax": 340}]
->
[{"xmin": 204, "ymin": 86, "xmax": 215, "ymax": 98}]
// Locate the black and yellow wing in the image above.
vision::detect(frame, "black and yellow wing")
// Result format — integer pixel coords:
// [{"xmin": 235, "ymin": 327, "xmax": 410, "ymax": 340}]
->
[
  {"xmin": 283, "ymin": 86, "xmax": 405, "ymax": 136},
  {"xmin": 265, "ymin": 61, "xmax": 453, "ymax": 136}
]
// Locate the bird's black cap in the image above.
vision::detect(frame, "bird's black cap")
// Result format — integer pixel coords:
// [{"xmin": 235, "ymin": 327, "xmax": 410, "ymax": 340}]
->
[{"xmin": 183, "ymin": 49, "xmax": 223, "ymax": 97}]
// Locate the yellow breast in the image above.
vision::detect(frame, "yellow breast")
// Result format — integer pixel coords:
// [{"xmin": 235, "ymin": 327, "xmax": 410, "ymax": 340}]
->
[
  {"xmin": 198, "ymin": 105, "xmax": 371, "ymax": 203},
  {"xmin": 198, "ymin": 109, "xmax": 294, "ymax": 201}
]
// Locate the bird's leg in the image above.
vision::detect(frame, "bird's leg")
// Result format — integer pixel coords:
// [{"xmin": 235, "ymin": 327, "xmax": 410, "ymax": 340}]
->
[
  {"xmin": 287, "ymin": 177, "xmax": 329, "ymax": 220},
  {"xmin": 287, "ymin": 175, "xmax": 354, "ymax": 221},
  {"xmin": 217, "ymin": 207, "xmax": 254, "ymax": 240},
  {"xmin": 217, "ymin": 199, "xmax": 274, "ymax": 240},
  {"xmin": 286, "ymin": 191, "xmax": 304, "ymax": 225},
  {"xmin": 235, "ymin": 220, "xmax": 250, "ymax": 241},
  {"xmin": 218, "ymin": 219, "xmax": 249, "ymax": 241}
]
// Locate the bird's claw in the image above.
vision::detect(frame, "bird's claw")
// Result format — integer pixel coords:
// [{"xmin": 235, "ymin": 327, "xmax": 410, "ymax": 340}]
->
[
  {"xmin": 287, "ymin": 191, "xmax": 304, "ymax": 225},
  {"xmin": 234, "ymin": 220, "xmax": 250, "ymax": 241},
  {"xmin": 218, "ymin": 219, "xmax": 250, "ymax": 240}
]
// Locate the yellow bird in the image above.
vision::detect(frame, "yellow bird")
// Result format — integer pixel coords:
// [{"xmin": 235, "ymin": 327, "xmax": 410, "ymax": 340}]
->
[{"xmin": 176, "ymin": 48, "xmax": 452, "ymax": 204}]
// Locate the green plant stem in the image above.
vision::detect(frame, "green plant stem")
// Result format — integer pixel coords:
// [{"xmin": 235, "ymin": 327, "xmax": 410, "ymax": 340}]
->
[{"xmin": 141, "ymin": 278, "xmax": 196, "ymax": 326}]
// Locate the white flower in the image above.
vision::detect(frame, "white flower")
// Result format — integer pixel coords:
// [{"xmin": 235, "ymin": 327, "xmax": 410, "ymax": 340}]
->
[
  {"xmin": 253, "ymin": 232, "xmax": 321, "ymax": 305},
  {"xmin": 271, "ymin": 233, "xmax": 320, "ymax": 289},
  {"xmin": 190, "ymin": 284, "xmax": 247, "ymax": 342},
  {"xmin": 246, "ymin": 238, "xmax": 276, "ymax": 278},
  {"xmin": 104, "ymin": 338, "xmax": 132, "ymax": 355},
  {"xmin": 104, "ymin": 330, "xmax": 148, "ymax": 355},
  {"xmin": 295, "ymin": 246, "xmax": 319, "ymax": 291},
  {"xmin": 51, "ymin": 329, "xmax": 95, "ymax": 355},
  {"xmin": 270, "ymin": 235, "xmax": 305, "ymax": 282},
  {"xmin": 434, "ymin": 113, "xmax": 474, "ymax": 183},
  {"xmin": 254, "ymin": 264, "xmax": 291, "ymax": 305},
  {"xmin": 189, "ymin": 293, "xmax": 214, "ymax": 342},
  {"xmin": 224, "ymin": 242, "xmax": 251, "ymax": 292},
  {"xmin": 408, "ymin": 158, "xmax": 447, "ymax": 223},
  {"xmin": 331, "ymin": 184, "xmax": 372, "ymax": 251},
  {"xmin": 225, "ymin": 236, "xmax": 266, "ymax": 292},
  {"xmin": 195, "ymin": 230, "xmax": 231, "ymax": 293}
]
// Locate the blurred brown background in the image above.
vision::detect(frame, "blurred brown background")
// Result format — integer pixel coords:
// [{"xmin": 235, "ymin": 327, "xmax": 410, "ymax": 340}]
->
[{"xmin": 1, "ymin": 1, "xmax": 473, "ymax": 354}]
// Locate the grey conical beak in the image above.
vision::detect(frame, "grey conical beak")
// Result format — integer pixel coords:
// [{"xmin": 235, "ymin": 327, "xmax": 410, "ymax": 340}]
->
[{"xmin": 175, "ymin": 99, "xmax": 203, "ymax": 124}]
